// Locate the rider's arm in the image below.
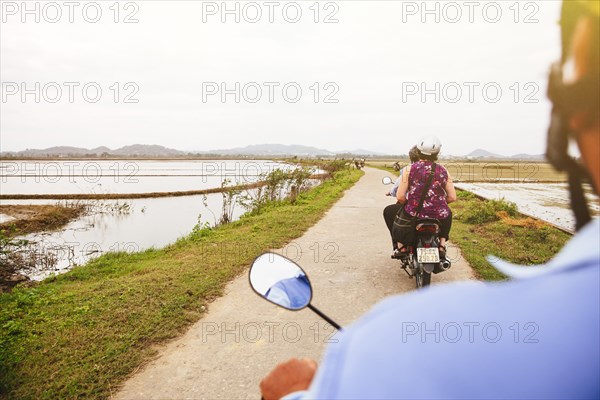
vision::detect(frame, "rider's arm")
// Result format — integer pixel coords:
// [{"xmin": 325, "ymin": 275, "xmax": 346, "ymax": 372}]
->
[
  {"xmin": 396, "ymin": 166, "xmax": 411, "ymax": 203},
  {"xmin": 260, "ymin": 358, "xmax": 317, "ymax": 400},
  {"xmin": 445, "ymin": 176, "xmax": 457, "ymax": 203},
  {"xmin": 389, "ymin": 174, "xmax": 402, "ymax": 197}
]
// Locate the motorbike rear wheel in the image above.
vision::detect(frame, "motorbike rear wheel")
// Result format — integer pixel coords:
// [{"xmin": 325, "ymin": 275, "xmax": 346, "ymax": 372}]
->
[
  {"xmin": 415, "ymin": 271, "xmax": 422, "ymax": 288},
  {"xmin": 422, "ymin": 271, "xmax": 431, "ymax": 286},
  {"xmin": 415, "ymin": 269, "xmax": 432, "ymax": 288}
]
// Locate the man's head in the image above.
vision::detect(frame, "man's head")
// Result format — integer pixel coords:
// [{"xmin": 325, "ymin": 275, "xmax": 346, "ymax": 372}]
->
[
  {"xmin": 546, "ymin": 1, "xmax": 599, "ymax": 229},
  {"xmin": 564, "ymin": 1, "xmax": 599, "ymax": 190},
  {"xmin": 548, "ymin": 0, "xmax": 600, "ymax": 190}
]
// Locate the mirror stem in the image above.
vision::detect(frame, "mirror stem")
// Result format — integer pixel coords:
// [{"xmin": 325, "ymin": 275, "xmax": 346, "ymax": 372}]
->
[{"xmin": 308, "ymin": 304, "xmax": 342, "ymax": 331}]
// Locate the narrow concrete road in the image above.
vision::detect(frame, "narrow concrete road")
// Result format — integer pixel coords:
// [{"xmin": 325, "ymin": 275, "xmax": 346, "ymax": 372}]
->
[{"xmin": 116, "ymin": 167, "xmax": 477, "ymax": 400}]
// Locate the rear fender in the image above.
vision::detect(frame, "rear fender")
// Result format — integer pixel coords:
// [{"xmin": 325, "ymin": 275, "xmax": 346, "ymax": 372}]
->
[
  {"xmin": 422, "ymin": 263, "xmax": 435, "ymax": 273},
  {"xmin": 417, "ymin": 234, "xmax": 439, "ymax": 247}
]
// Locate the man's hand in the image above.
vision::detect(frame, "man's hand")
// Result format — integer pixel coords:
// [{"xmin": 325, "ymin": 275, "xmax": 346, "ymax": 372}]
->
[{"xmin": 260, "ymin": 358, "xmax": 318, "ymax": 400}]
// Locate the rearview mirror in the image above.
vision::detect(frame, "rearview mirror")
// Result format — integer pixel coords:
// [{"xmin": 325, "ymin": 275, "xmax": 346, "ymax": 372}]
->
[
  {"xmin": 249, "ymin": 253, "xmax": 312, "ymax": 310},
  {"xmin": 382, "ymin": 176, "xmax": 394, "ymax": 185}
]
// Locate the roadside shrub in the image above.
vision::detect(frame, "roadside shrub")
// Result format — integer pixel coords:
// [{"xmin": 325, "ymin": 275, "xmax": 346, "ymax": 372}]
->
[
  {"xmin": 237, "ymin": 167, "xmax": 315, "ymax": 215},
  {"xmin": 319, "ymin": 159, "xmax": 349, "ymax": 173},
  {"xmin": 219, "ymin": 178, "xmax": 241, "ymax": 225},
  {"xmin": 458, "ymin": 198, "xmax": 518, "ymax": 224}
]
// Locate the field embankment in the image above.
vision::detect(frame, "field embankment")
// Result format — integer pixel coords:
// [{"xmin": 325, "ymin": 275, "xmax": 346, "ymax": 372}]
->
[
  {"xmin": 0, "ymin": 174, "xmax": 330, "ymax": 200},
  {"xmin": 0, "ymin": 167, "xmax": 363, "ymax": 400}
]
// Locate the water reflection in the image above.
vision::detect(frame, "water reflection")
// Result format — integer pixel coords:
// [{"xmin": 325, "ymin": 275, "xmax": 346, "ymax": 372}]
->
[{"xmin": 5, "ymin": 193, "xmax": 247, "ymax": 280}]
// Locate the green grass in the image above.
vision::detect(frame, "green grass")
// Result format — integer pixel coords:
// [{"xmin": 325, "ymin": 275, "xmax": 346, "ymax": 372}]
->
[
  {"xmin": 369, "ymin": 164, "xmax": 401, "ymax": 176},
  {"xmin": 368, "ymin": 164, "xmax": 571, "ymax": 281},
  {"xmin": 449, "ymin": 190, "xmax": 571, "ymax": 281},
  {"xmin": 0, "ymin": 168, "xmax": 363, "ymax": 400}
]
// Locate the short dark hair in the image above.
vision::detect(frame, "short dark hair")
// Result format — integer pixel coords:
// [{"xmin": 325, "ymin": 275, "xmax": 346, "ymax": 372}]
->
[{"xmin": 408, "ymin": 146, "xmax": 420, "ymax": 163}]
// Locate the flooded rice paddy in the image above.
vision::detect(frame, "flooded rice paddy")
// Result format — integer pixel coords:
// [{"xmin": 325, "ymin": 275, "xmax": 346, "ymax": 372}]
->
[{"xmin": 0, "ymin": 160, "xmax": 318, "ymax": 280}]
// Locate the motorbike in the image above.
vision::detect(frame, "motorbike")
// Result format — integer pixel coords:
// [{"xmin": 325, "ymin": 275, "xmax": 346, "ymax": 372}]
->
[
  {"xmin": 382, "ymin": 176, "xmax": 451, "ymax": 288},
  {"xmin": 248, "ymin": 252, "xmax": 341, "ymax": 330},
  {"xmin": 353, "ymin": 158, "xmax": 366, "ymax": 170}
]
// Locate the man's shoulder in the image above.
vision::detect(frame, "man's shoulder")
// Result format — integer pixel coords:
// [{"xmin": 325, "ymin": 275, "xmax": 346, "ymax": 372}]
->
[{"xmin": 314, "ymin": 265, "xmax": 600, "ymax": 399}]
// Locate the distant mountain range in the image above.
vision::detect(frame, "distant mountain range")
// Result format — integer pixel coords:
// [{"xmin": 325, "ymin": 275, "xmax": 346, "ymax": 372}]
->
[
  {"xmin": 194, "ymin": 144, "xmax": 386, "ymax": 157},
  {"xmin": 465, "ymin": 148, "xmax": 545, "ymax": 160},
  {"xmin": 1, "ymin": 144, "xmax": 185, "ymax": 158},
  {"xmin": 0, "ymin": 144, "xmax": 385, "ymax": 158},
  {"xmin": 195, "ymin": 144, "xmax": 336, "ymax": 156},
  {"xmin": 0, "ymin": 144, "xmax": 543, "ymax": 159}
]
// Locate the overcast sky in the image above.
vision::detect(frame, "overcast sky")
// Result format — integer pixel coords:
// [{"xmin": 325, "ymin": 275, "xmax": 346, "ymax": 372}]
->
[{"xmin": 1, "ymin": 1, "xmax": 562, "ymax": 156}]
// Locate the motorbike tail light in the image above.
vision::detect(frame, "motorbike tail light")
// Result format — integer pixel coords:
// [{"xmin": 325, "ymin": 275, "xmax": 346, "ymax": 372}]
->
[{"xmin": 416, "ymin": 225, "xmax": 438, "ymax": 233}]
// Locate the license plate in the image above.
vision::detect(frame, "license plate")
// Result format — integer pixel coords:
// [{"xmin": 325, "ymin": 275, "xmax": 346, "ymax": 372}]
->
[{"xmin": 417, "ymin": 247, "xmax": 440, "ymax": 263}]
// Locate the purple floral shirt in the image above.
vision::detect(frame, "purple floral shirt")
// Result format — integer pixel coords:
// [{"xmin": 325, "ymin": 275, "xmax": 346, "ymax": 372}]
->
[{"xmin": 404, "ymin": 161, "xmax": 451, "ymax": 220}]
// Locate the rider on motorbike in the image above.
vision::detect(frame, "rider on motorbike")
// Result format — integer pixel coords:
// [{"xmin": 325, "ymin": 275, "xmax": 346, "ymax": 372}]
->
[
  {"xmin": 386, "ymin": 146, "xmax": 420, "ymax": 198},
  {"xmin": 383, "ymin": 145, "xmax": 420, "ymax": 256},
  {"xmin": 394, "ymin": 136, "xmax": 457, "ymax": 259}
]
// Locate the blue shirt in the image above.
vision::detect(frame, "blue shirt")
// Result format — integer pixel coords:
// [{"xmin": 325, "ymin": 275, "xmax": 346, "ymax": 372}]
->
[
  {"xmin": 304, "ymin": 218, "xmax": 600, "ymax": 399},
  {"xmin": 265, "ymin": 274, "xmax": 311, "ymax": 310},
  {"xmin": 389, "ymin": 169, "xmax": 404, "ymax": 197}
]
